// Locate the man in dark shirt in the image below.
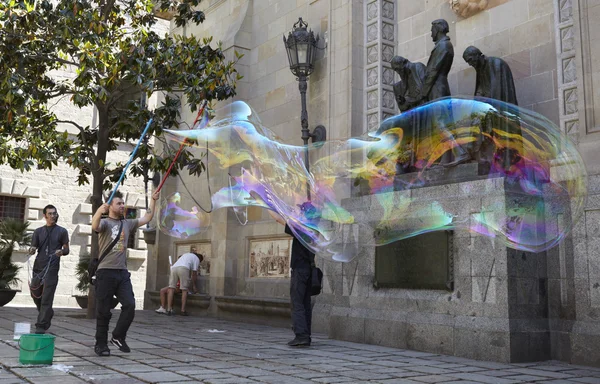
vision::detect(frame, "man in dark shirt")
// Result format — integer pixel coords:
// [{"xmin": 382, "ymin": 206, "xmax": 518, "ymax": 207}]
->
[
  {"xmin": 28, "ymin": 204, "xmax": 70, "ymax": 334},
  {"xmin": 270, "ymin": 203, "xmax": 316, "ymax": 347},
  {"xmin": 91, "ymin": 190, "xmax": 158, "ymax": 356}
]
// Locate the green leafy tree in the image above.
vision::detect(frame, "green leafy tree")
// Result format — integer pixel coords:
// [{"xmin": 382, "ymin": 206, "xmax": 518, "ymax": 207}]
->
[{"xmin": 0, "ymin": 0, "xmax": 239, "ymax": 316}]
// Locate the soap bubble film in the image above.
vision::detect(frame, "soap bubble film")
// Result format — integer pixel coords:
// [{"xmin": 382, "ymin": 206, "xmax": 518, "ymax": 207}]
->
[
  {"xmin": 162, "ymin": 98, "xmax": 587, "ymax": 261},
  {"xmin": 157, "ymin": 191, "xmax": 211, "ymax": 239}
]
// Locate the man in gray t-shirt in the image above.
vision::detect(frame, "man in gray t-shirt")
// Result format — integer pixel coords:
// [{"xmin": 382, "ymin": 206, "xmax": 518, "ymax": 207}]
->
[
  {"xmin": 96, "ymin": 218, "xmax": 139, "ymax": 270},
  {"xmin": 91, "ymin": 190, "xmax": 158, "ymax": 357}
]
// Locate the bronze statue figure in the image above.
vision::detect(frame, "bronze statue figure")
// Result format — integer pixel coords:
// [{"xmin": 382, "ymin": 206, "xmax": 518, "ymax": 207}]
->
[
  {"xmin": 463, "ymin": 46, "xmax": 521, "ymax": 170},
  {"xmin": 420, "ymin": 19, "xmax": 454, "ymax": 102},
  {"xmin": 391, "ymin": 56, "xmax": 426, "ymax": 112},
  {"xmin": 421, "ymin": 19, "xmax": 471, "ymax": 168},
  {"xmin": 462, "ymin": 46, "xmax": 518, "ymax": 105},
  {"xmin": 389, "ymin": 56, "xmax": 427, "ymax": 174}
]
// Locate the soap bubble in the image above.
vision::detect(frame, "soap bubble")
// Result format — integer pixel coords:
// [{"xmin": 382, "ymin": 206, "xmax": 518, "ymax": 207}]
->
[
  {"xmin": 163, "ymin": 98, "xmax": 587, "ymax": 261},
  {"xmin": 157, "ymin": 192, "xmax": 211, "ymax": 239}
]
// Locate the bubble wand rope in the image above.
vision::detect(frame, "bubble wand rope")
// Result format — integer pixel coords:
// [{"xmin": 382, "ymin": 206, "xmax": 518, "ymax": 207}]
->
[
  {"xmin": 156, "ymin": 100, "xmax": 208, "ymax": 194},
  {"xmin": 107, "ymin": 118, "xmax": 153, "ymax": 204}
]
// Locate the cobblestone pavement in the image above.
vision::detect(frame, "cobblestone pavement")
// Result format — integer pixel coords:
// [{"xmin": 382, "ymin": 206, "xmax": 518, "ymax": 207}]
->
[{"xmin": 2, "ymin": 307, "xmax": 600, "ymax": 384}]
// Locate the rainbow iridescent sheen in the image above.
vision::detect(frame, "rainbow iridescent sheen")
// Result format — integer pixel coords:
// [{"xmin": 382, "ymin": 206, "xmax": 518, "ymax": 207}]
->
[
  {"xmin": 158, "ymin": 98, "xmax": 587, "ymax": 261},
  {"xmin": 158, "ymin": 192, "xmax": 211, "ymax": 239}
]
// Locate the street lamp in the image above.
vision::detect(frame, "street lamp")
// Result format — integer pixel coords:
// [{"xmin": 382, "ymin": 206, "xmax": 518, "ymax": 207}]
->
[{"xmin": 283, "ymin": 17, "xmax": 326, "ymax": 184}]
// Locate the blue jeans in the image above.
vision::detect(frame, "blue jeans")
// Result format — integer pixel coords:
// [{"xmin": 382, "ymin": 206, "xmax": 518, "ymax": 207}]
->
[{"xmin": 95, "ymin": 269, "xmax": 135, "ymax": 345}]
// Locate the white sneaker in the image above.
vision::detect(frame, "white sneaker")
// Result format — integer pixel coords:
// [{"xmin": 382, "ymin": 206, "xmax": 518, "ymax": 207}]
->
[{"xmin": 155, "ymin": 307, "xmax": 167, "ymax": 314}]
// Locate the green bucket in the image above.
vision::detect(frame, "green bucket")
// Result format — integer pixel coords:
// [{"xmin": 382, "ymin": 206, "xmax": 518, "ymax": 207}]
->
[{"xmin": 18, "ymin": 334, "xmax": 56, "ymax": 365}]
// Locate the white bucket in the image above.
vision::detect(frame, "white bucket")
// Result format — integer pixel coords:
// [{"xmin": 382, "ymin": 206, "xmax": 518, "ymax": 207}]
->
[{"xmin": 14, "ymin": 322, "xmax": 31, "ymax": 340}]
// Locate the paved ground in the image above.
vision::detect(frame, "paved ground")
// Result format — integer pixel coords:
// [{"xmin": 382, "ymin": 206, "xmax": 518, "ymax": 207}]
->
[{"xmin": 1, "ymin": 308, "xmax": 600, "ymax": 384}]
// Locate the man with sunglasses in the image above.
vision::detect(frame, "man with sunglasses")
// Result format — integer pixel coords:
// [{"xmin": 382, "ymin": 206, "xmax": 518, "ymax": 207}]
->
[{"xmin": 28, "ymin": 204, "xmax": 70, "ymax": 334}]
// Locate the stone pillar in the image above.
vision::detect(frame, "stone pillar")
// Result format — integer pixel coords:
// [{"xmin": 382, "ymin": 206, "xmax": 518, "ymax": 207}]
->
[
  {"xmin": 553, "ymin": 0, "xmax": 582, "ymax": 144},
  {"xmin": 551, "ymin": 0, "xmax": 600, "ymax": 367},
  {"xmin": 364, "ymin": 0, "xmax": 397, "ymax": 132}
]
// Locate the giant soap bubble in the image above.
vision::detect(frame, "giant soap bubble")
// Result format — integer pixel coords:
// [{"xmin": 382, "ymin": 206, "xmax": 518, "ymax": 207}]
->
[
  {"xmin": 157, "ymin": 191, "xmax": 211, "ymax": 239},
  {"xmin": 161, "ymin": 98, "xmax": 587, "ymax": 261}
]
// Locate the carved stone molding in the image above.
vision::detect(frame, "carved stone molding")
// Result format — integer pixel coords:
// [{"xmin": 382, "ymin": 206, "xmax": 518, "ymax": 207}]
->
[
  {"xmin": 364, "ymin": 0, "xmax": 396, "ymax": 131},
  {"xmin": 449, "ymin": 0, "xmax": 489, "ymax": 18},
  {"xmin": 553, "ymin": 0, "xmax": 581, "ymax": 141}
]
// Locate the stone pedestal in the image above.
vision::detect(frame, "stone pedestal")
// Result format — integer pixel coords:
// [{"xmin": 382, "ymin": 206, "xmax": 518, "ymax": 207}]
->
[{"xmin": 313, "ymin": 164, "xmax": 558, "ymax": 363}]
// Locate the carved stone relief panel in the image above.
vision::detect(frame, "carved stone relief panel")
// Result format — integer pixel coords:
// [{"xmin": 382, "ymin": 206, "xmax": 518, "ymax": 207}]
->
[
  {"xmin": 382, "ymin": 45, "xmax": 394, "ymax": 63},
  {"xmin": 367, "ymin": 68, "xmax": 379, "ymax": 86},
  {"xmin": 367, "ymin": 112, "xmax": 379, "ymax": 130},
  {"xmin": 449, "ymin": 0, "xmax": 489, "ymax": 18},
  {"xmin": 382, "ymin": 90, "xmax": 396, "ymax": 109},
  {"xmin": 365, "ymin": 0, "xmax": 396, "ymax": 131},
  {"xmin": 560, "ymin": 26, "xmax": 575, "ymax": 52},
  {"xmin": 553, "ymin": 0, "xmax": 580, "ymax": 140},
  {"xmin": 367, "ymin": 23, "xmax": 378, "ymax": 43},
  {"xmin": 578, "ymin": 0, "xmax": 600, "ymax": 133},
  {"xmin": 564, "ymin": 88, "xmax": 578, "ymax": 115},
  {"xmin": 562, "ymin": 57, "xmax": 577, "ymax": 83},
  {"xmin": 559, "ymin": 0, "xmax": 573, "ymax": 22},
  {"xmin": 382, "ymin": 67, "xmax": 394, "ymax": 85},
  {"xmin": 367, "ymin": 90, "xmax": 379, "ymax": 109},
  {"xmin": 367, "ymin": 46, "xmax": 378, "ymax": 65}
]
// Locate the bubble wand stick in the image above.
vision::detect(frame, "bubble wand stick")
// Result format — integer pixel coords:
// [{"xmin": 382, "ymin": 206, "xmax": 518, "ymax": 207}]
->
[
  {"xmin": 107, "ymin": 118, "xmax": 153, "ymax": 204},
  {"xmin": 155, "ymin": 100, "xmax": 208, "ymax": 194}
]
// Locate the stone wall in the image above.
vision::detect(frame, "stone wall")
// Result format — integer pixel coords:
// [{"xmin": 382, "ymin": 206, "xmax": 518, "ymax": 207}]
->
[
  {"xmin": 148, "ymin": 0, "xmax": 600, "ymax": 366},
  {"xmin": 146, "ymin": 0, "xmax": 341, "ymax": 309},
  {"xmin": 312, "ymin": 166, "xmax": 565, "ymax": 363},
  {"xmin": 1, "ymin": 160, "xmax": 149, "ymax": 309}
]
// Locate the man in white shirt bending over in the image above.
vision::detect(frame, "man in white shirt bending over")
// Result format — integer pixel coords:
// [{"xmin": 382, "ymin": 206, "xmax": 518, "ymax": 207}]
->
[{"xmin": 156, "ymin": 252, "xmax": 202, "ymax": 316}]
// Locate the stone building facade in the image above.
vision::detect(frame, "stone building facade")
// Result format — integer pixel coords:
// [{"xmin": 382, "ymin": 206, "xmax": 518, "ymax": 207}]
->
[
  {"xmin": 142, "ymin": 0, "xmax": 600, "ymax": 366},
  {"xmin": 1, "ymin": 159, "xmax": 149, "ymax": 309},
  {"xmin": 0, "ymin": 18, "xmax": 170, "ymax": 309}
]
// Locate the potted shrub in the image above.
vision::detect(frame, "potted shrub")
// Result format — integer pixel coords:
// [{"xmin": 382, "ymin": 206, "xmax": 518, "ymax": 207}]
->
[
  {"xmin": 0, "ymin": 219, "xmax": 30, "ymax": 306},
  {"xmin": 74, "ymin": 254, "xmax": 91, "ymax": 308},
  {"xmin": 142, "ymin": 227, "xmax": 157, "ymax": 245},
  {"xmin": 74, "ymin": 252, "xmax": 119, "ymax": 309}
]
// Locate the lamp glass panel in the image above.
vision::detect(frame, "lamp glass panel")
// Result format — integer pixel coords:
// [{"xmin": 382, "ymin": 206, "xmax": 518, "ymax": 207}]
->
[
  {"xmin": 290, "ymin": 44, "xmax": 299, "ymax": 67},
  {"xmin": 297, "ymin": 44, "xmax": 308, "ymax": 65}
]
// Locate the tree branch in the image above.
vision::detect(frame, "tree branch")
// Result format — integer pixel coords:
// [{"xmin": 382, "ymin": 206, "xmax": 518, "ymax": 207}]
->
[
  {"xmin": 56, "ymin": 119, "xmax": 97, "ymax": 167},
  {"xmin": 103, "ymin": 166, "xmax": 124, "ymax": 178},
  {"xmin": 47, "ymin": 89, "xmax": 77, "ymax": 99},
  {"xmin": 108, "ymin": 119, "xmax": 138, "ymax": 133},
  {"xmin": 107, "ymin": 83, "xmax": 142, "ymax": 107},
  {"xmin": 101, "ymin": 0, "xmax": 117, "ymax": 21},
  {"xmin": 55, "ymin": 119, "xmax": 85, "ymax": 132},
  {"xmin": 30, "ymin": 54, "xmax": 80, "ymax": 68}
]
